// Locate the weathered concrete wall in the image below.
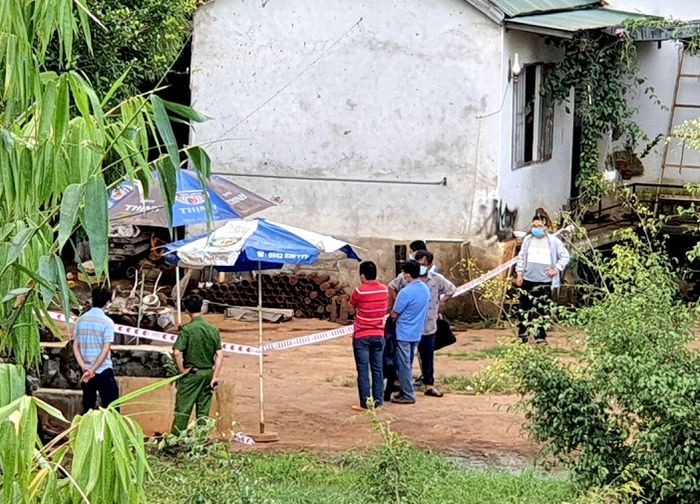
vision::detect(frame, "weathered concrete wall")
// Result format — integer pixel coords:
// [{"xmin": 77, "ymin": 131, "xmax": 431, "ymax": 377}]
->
[
  {"xmin": 498, "ymin": 30, "xmax": 574, "ymax": 231},
  {"xmin": 190, "ymin": 0, "xmax": 504, "ymax": 264}
]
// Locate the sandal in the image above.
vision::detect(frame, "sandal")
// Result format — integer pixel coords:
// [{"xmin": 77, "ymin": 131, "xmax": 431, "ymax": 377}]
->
[{"xmin": 424, "ymin": 388, "xmax": 444, "ymax": 398}]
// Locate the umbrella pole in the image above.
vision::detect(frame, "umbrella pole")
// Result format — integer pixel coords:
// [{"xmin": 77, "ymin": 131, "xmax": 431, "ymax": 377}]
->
[
  {"xmin": 176, "ymin": 266, "xmax": 182, "ymax": 325},
  {"xmin": 251, "ymin": 262, "xmax": 278, "ymax": 443},
  {"xmin": 258, "ymin": 263, "xmax": 264, "ymax": 433}
]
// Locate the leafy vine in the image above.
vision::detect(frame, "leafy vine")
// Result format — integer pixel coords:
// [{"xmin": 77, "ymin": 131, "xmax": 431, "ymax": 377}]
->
[{"xmin": 541, "ymin": 18, "xmax": 700, "ymax": 209}]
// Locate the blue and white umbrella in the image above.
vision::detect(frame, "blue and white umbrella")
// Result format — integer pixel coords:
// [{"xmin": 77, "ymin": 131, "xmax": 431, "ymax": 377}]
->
[
  {"xmin": 164, "ymin": 218, "xmax": 360, "ymax": 439},
  {"xmin": 108, "ymin": 170, "xmax": 275, "ymax": 227},
  {"xmin": 164, "ymin": 218, "xmax": 360, "ymax": 270}
]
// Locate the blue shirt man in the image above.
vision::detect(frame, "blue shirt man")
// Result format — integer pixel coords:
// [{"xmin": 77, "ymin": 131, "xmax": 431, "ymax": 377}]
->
[
  {"xmin": 390, "ymin": 260, "xmax": 430, "ymax": 404},
  {"xmin": 393, "ymin": 280, "xmax": 430, "ymax": 342},
  {"xmin": 73, "ymin": 288, "xmax": 120, "ymax": 413}
]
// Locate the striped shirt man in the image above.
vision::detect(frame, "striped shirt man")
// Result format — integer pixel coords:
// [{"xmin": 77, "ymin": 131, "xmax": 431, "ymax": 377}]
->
[
  {"xmin": 350, "ymin": 280, "xmax": 389, "ymax": 339},
  {"xmin": 74, "ymin": 307, "xmax": 115, "ymax": 373}
]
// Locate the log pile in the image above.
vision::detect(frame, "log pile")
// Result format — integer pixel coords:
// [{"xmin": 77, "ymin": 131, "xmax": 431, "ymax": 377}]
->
[{"xmin": 198, "ymin": 273, "xmax": 355, "ymax": 323}]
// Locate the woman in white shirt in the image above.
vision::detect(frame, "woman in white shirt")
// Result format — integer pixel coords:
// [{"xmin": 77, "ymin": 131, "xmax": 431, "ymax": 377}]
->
[{"xmin": 514, "ymin": 219, "xmax": 570, "ymax": 343}]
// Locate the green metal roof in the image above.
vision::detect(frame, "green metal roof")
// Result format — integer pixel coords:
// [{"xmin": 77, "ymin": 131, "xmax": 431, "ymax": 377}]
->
[
  {"xmin": 505, "ymin": 8, "xmax": 647, "ymax": 36},
  {"xmin": 489, "ymin": 0, "xmax": 597, "ymax": 18}
]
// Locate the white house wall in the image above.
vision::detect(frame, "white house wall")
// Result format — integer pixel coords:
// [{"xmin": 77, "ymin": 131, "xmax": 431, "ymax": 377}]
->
[
  {"xmin": 607, "ymin": 0, "xmax": 700, "ymax": 19},
  {"xmin": 189, "ymin": 0, "xmax": 504, "ymax": 254},
  {"xmin": 497, "ymin": 30, "xmax": 574, "ymax": 231},
  {"xmin": 625, "ymin": 42, "xmax": 700, "ymax": 185}
]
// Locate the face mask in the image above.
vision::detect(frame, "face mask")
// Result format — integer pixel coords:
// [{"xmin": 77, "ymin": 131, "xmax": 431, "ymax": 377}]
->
[
  {"xmin": 531, "ymin": 228, "xmax": 546, "ymax": 238},
  {"xmin": 419, "ymin": 265, "xmax": 429, "ymax": 276}
]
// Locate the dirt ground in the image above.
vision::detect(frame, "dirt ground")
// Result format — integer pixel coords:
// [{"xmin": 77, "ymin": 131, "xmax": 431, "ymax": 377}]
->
[{"xmin": 204, "ymin": 314, "xmax": 537, "ymax": 461}]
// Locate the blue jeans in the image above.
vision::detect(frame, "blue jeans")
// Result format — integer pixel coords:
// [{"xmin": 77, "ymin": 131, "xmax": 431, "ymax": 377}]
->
[
  {"xmin": 396, "ymin": 341, "xmax": 418, "ymax": 401},
  {"xmin": 353, "ymin": 337, "xmax": 385, "ymax": 408}
]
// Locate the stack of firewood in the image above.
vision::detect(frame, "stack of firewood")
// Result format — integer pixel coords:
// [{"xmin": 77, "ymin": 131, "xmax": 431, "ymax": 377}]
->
[{"xmin": 198, "ymin": 273, "xmax": 355, "ymax": 323}]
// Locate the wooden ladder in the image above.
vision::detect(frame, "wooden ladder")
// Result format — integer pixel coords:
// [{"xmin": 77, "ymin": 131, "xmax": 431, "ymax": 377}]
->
[{"xmin": 655, "ymin": 47, "xmax": 700, "ymax": 211}]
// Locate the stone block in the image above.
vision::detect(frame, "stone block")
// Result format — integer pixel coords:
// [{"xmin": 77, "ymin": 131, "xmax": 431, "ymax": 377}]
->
[
  {"xmin": 34, "ymin": 388, "xmax": 82, "ymax": 427},
  {"xmin": 210, "ymin": 382, "xmax": 236, "ymax": 439},
  {"xmin": 117, "ymin": 376, "xmax": 176, "ymax": 436}
]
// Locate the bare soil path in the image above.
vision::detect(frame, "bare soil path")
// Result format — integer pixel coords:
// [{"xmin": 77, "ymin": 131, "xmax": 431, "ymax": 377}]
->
[{"xmin": 207, "ymin": 315, "xmax": 541, "ymax": 461}]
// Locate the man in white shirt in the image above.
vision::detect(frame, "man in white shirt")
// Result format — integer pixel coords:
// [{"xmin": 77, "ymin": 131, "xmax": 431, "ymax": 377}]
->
[{"xmin": 515, "ymin": 219, "xmax": 570, "ymax": 343}]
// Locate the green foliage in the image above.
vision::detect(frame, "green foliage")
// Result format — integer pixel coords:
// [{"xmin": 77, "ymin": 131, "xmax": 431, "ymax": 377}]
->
[
  {"xmin": 0, "ymin": 363, "xmax": 25, "ymax": 405},
  {"xmin": 51, "ymin": 0, "xmax": 200, "ymax": 99},
  {"xmin": 505, "ymin": 223, "xmax": 700, "ymax": 501},
  {"xmin": 0, "ymin": 368, "xmax": 179, "ymax": 502},
  {"xmin": 542, "ymin": 32, "xmax": 639, "ymax": 205},
  {"xmin": 542, "ymin": 18, "xmax": 700, "ymax": 207},
  {"xmin": 0, "ymin": 0, "xmax": 208, "ymax": 365}
]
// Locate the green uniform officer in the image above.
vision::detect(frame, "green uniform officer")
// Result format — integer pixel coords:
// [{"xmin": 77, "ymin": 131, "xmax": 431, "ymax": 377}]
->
[{"xmin": 171, "ymin": 294, "xmax": 224, "ymax": 434}]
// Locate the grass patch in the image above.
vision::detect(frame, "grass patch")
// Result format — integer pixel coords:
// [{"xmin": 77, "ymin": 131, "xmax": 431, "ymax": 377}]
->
[
  {"xmin": 443, "ymin": 345, "xmax": 510, "ymax": 361},
  {"xmin": 444, "ymin": 345, "xmax": 579, "ymax": 362},
  {"xmin": 147, "ymin": 451, "xmax": 575, "ymax": 504},
  {"xmin": 441, "ymin": 365, "xmax": 515, "ymax": 395}
]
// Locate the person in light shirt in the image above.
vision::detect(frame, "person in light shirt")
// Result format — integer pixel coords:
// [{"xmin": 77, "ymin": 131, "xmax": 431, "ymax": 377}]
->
[{"xmin": 515, "ymin": 219, "xmax": 570, "ymax": 343}]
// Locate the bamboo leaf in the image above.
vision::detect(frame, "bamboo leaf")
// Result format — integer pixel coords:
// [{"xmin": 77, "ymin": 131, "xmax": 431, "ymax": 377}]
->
[
  {"xmin": 38, "ymin": 78, "xmax": 57, "ymax": 140},
  {"xmin": 151, "ymin": 95, "xmax": 180, "ymax": 174},
  {"xmin": 2, "ymin": 287, "xmax": 31, "ymax": 303},
  {"xmin": 33, "ymin": 396, "xmax": 68, "ymax": 423},
  {"xmin": 54, "ymin": 255, "xmax": 72, "ymax": 322},
  {"xmin": 54, "ymin": 76, "xmax": 69, "ymax": 142},
  {"xmin": 0, "ymin": 364, "xmax": 25, "ymax": 406},
  {"xmin": 38, "ymin": 255, "xmax": 57, "ymax": 307},
  {"xmin": 58, "ymin": 183, "xmax": 82, "ymax": 249},
  {"xmin": 109, "ymin": 374, "xmax": 180, "ymax": 409},
  {"xmin": 155, "ymin": 158, "xmax": 177, "ymax": 230},
  {"xmin": 83, "ymin": 177, "xmax": 108, "ymax": 279},
  {"xmin": 100, "ymin": 67, "xmax": 131, "ymax": 108},
  {"xmin": 7, "ymin": 225, "xmax": 35, "ymax": 268},
  {"xmin": 186, "ymin": 146, "xmax": 211, "ymax": 180},
  {"xmin": 162, "ymin": 100, "xmax": 210, "ymax": 123},
  {"xmin": 187, "ymin": 146, "xmax": 213, "ymax": 229}
]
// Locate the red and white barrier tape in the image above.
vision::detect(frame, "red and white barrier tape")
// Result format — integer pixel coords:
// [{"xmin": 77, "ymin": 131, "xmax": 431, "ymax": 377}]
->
[
  {"xmin": 451, "ymin": 226, "xmax": 572, "ymax": 299},
  {"xmin": 262, "ymin": 324, "xmax": 355, "ymax": 352},
  {"xmin": 452, "ymin": 259, "xmax": 516, "ymax": 298},
  {"xmin": 48, "ymin": 311, "xmax": 262, "ymax": 356}
]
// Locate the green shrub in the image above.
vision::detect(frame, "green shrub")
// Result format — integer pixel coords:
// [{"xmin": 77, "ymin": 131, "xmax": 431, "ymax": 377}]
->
[{"xmin": 505, "ymin": 230, "xmax": 700, "ymax": 502}]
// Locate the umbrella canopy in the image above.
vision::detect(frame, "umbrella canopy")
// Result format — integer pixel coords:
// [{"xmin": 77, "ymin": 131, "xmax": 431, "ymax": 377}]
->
[
  {"xmin": 164, "ymin": 219, "xmax": 360, "ymax": 271},
  {"xmin": 108, "ymin": 170, "xmax": 274, "ymax": 227}
]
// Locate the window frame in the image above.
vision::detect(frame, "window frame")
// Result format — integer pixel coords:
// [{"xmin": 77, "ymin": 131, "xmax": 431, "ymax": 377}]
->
[{"xmin": 512, "ymin": 62, "xmax": 555, "ymax": 169}]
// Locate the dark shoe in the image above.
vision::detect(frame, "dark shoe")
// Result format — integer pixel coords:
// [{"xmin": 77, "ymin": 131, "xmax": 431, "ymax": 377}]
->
[
  {"xmin": 535, "ymin": 339, "xmax": 547, "ymax": 346},
  {"xmin": 391, "ymin": 396, "xmax": 415, "ymax": 404},
  {"xmin": 424, "ymin": 387, "xmax": 443, "ymax": 398}
]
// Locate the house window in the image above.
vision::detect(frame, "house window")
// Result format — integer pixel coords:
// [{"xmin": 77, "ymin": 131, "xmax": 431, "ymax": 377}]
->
[{"xmin": 513, "ymin": 63, "xmax": 554, "ymax": 168}]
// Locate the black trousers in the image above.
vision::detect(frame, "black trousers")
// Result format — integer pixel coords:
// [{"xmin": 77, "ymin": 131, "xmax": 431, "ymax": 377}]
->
[
  {"xmin": 81, "ymin": 368, "xmax": 120, "ymax": 413},
  {"xmin": 383, "ymin": 318, "xmax": 398, "ymax": 401},
  {"xmin": 517, "ymin": 281, "xmax": 552, "ymax": 342},
  {"xmin": 418, "ymin": 333, "xmax": 436, "ymax": 386}
]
